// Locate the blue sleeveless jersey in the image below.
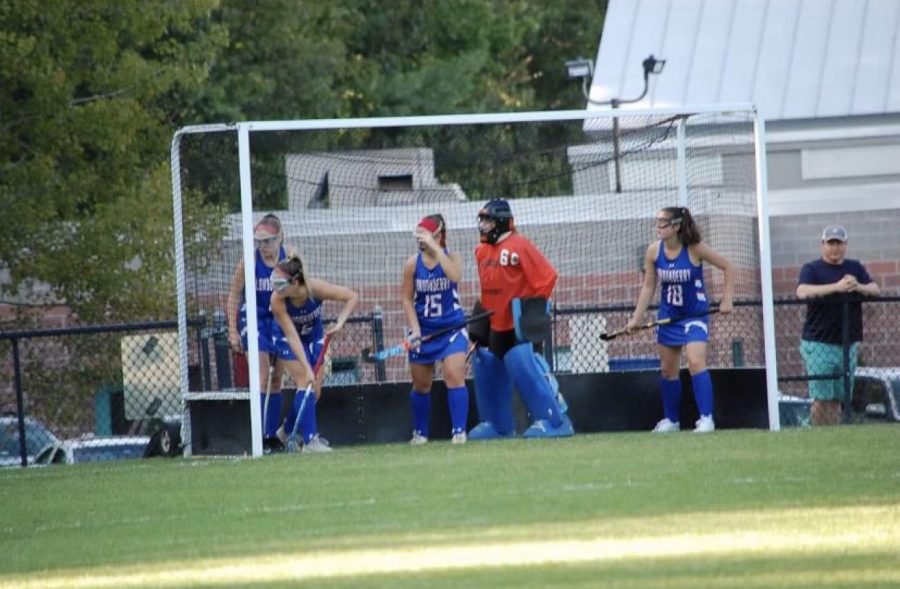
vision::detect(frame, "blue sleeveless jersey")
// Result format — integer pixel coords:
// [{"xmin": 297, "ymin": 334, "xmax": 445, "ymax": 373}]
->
[
  {"xmin": 655, "ymin": 241, "xmax": 708, "ymax": 320},
  {"xmin": 272, "ymin": 295, "xmax": 324, "ymax": 365},
  {"xmin": 281, "ymin": 296, "xmax": 324, "ymax": 345},
  {"xmin": 243, "ymin": 246, "xmax": 285, "ymax": 320},
  {"xmin": 414, "ymin": 251, "xmax": 464, "ymax": 333}
]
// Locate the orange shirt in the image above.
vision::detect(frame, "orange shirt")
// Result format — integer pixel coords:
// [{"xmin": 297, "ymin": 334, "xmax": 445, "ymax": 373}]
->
[{"xmin": 475, "ymin": 232, "xmax": 557, "ymax": 331}]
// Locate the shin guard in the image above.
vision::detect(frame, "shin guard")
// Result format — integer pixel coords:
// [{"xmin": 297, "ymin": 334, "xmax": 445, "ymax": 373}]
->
[
  {"xmin": 470, "ymin": 347, "xmax": 514, "ymax": 438},
  {"xmin": 503, "ymin": 343, "xmax": 566, "ymax": 429}
]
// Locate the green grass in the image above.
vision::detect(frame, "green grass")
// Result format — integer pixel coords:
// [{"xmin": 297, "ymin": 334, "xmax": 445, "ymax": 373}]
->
[{"xmin": 2, "ymin": 425, "xmax": 899, "ymax": 588}]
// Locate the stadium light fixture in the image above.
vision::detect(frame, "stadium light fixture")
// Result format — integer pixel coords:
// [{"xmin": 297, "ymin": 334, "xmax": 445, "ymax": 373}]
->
[
  {"xmin": 565, "ymin": 54, "xmax": 667, "ymax": 193},
  {"xmin": 565, "ymin": 54, "xmax": 666, "ymax": 107}
]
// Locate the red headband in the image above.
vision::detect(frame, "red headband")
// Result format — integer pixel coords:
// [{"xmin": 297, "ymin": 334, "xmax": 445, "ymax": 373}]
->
[{"xmin": 417, "ymin": 218, "xmax": 440, "ymax": 233}]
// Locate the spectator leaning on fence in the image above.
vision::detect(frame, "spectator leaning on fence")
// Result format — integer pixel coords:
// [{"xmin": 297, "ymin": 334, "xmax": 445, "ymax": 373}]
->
[{"xmin": 796, "ymin": 225, "xmax": 880, "ymax": 426}]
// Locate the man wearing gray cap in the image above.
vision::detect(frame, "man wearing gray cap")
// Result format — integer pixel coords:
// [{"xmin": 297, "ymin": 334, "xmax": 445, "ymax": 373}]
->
[{"xmin": 796, "ymin": 225, "xmax": 880, "ymax": 426}]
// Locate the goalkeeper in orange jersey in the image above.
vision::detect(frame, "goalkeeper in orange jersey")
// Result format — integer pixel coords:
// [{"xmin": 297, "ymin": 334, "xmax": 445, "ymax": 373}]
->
[{"xmin": 467, "ymin": 199, "xmax": 573, "ymax": 439}]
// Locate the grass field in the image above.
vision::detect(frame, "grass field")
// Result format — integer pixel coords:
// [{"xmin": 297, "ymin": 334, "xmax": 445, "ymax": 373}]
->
[{"xmin": 2, "ymin": 425, "xmax": 899, "ymax": 588}]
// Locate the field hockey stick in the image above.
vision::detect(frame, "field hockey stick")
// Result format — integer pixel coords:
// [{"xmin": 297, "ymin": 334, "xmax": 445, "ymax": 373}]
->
[
  {"xmin": 261, "ymin": 355, "xmax": 276, "ymax": 439},
  {"xmin": 600, "ymin": 308, "xmax": 721, "ymax": 341},
  {"xmin": 287, "ymin": 333, "xmax": 333, "ymax": 451},
  {"xmin": 360, "ymin": 309, "xmax": 493, "ymax": 363}
]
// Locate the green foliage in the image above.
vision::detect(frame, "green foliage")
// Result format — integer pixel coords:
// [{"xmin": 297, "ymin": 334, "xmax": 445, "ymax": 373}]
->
[
  {"xmin": 0, "ymin": 0, "xmax": 226, "ymax": 323},
  {"xmin": 2, "ymin": 0, "xmax": 607, "ymax": 324}
]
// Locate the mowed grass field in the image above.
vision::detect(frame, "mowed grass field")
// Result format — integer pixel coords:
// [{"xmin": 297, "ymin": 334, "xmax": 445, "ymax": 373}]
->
[{"xmin": 1, "ymin": 425, "xmax": 899, "ymax": 589}]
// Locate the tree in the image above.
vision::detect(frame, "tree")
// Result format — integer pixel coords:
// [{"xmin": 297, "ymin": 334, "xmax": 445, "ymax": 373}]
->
[{"xmin": 0, "ymin": 0, "xmax": 226, "ymax": 323}]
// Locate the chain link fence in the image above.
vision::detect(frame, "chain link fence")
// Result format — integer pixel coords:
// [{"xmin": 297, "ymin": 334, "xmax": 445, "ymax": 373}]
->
[{"xmin": 3, "ymin": 296, "xmax": 899, "ymax": 466}]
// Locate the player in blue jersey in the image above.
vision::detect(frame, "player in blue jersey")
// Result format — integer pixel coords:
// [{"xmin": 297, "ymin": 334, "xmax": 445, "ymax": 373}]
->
[
  {"xmin": 227, "ymin": 214, "xmax": 293, "ymax": 452},
  {"xmin": 401, "ymin": 214, "xmax": 470, "ymax": 445},
  {"xmin": 270, "ymin": 253, "xmax": 358, "ymax": 453},
  {"xmin": 626, "ymin": 207, "xmax": 734, "ymax": 433}
]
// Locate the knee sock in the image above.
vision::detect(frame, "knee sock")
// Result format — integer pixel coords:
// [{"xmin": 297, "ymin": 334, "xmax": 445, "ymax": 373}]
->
[
  {"xmin": 262, "ymin": 392, "xmax": 282, "ymax": 438},
  {"xmin": 298, "ymin": 392, "xmax": 318, "ymax": 444},
  {"xmin": 660, "ymin": 378, "xmax": 682, "ymax": 423},
  {"xmin": 692, "ymin": 370, "xmax": 714, "ymax": 417},
  {"xmin": 410, "ymin": 390, "xmax": 431, "ymax": 437},
  {"xmin": 447, "ymin": 386, "xmax": 469, "ymax": 435}
]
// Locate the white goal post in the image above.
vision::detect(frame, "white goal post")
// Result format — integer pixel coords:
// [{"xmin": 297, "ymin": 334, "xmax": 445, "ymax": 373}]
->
[{"xmin": 171, "ymin": 105, "xmax": 779, "ymax": 457}]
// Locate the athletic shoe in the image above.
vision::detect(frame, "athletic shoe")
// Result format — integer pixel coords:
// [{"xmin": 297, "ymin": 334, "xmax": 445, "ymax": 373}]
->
[
  {"xmin": 409, "ymin": 431, "xmax": 429, "ymax": 446},
  {"xmin": 263, "ymin": 437, "xmax": 284, "ymax": 454},
  {"xmin": 522, "ymin": 415, "xmax": 575, "ymax": 438},
  {"xmin": 468, "ymin": 421, "xmax": 516, "ymax": 440},
  {"xmin": 302, "ymin": 434, "xmax": 332, "ymax": 454},
  {"xmin": 451, "ymin": 432, "xmax": 467, "ymax": 445},
  {"xmin": 693, "ymin": 416, "xmax": 715, "ymax": 433},
  {"xmin": 652, "ymin": 418, "xmax": 680, "ymax": 433}
]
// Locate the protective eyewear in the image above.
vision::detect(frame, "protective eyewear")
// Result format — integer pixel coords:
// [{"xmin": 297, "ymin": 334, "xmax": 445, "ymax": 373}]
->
[
  {"xmin": 272, "ymin": 275, "xmax": 291, "ymax": 292},
  {"xmin": 655, "ymin": 217, "xmax": 674, "ymax": 228},
  {"xmin": 255, "ymin": 236, "xmax": 278, "ymax": 247}
]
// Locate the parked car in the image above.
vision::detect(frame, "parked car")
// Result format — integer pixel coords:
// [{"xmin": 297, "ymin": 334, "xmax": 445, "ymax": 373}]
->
[
  {"xmin": 0, "ymin": 414, "xmax": 61, "ymax": 467},
  {"xmin": 852, "ymin": 367, "xmax": 900, "ymax": 421},
  {"xmin": 34, "ymin": 436, "xmax": 151, "ymax": 465},
  {"xmin": 779, "ymin": 367, "xmax": 900, "ymax": 427}
]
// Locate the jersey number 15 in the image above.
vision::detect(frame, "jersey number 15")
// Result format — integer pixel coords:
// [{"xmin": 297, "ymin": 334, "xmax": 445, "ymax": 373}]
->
[{"xmin": 424, "ymin": 294, "xmax": 443, "ymax": 317}]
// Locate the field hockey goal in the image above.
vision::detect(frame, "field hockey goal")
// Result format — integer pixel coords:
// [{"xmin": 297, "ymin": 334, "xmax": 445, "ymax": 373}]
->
[{"xmin": 171, "ymin": 106, "xmax": 777, "ymax": 456}]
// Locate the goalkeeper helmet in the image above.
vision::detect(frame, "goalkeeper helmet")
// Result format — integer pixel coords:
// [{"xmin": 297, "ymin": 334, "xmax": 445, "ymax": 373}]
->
[{"xmin": 477, "ymin": 199, "xmax": 514, "ymax": 244}]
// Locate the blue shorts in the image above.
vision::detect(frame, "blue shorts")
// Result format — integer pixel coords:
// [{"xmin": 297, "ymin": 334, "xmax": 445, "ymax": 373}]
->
[
  {"xmin": 408, "ymin": 328, "xmax": 469, "ymax": 365},
  {"xmin": 657, "ymin": 317, "xmax": 709, "ymax": 347},
  {"xmin": 239, "ymin": 311, "xmax": 277, "ymax": 354},
  {"xmin": 275, "ymin": 336, "xmax": 323, "ymax": 367}
]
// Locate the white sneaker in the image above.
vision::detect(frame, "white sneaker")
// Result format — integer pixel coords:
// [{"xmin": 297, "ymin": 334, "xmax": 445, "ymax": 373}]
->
[
  {"xmin": 409, "ymin": 431, "xmax": 429, "ymax": 446},
  {"xmin": 451, "ymin": 432, "xmax": 467, "ymax": 445},
  {"xmin": 652, "ymin": 418, "xmax": 681, "ymax": 433},
  {"xmin": 302, "ymin": 434, "xmax": 332, "ymax": 453},
  {"xmin": 693, "ymin": 416, "xmax": 715, "ymax": 433}
]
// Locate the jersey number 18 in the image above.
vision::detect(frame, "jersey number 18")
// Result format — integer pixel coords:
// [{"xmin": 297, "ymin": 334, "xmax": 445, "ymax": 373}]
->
[{"xmin": 666, "ymin": 284, "xmax": 683, "ymax": 307}]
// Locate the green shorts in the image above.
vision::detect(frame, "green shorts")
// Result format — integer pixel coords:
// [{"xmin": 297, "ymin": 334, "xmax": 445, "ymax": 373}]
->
[{"xmin": 799, "ymin": 339, "xmax": 858, "ymax": 401}]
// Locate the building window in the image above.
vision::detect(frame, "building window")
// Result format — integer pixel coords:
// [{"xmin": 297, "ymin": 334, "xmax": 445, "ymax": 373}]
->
[{"xmin": 377, "ymin": 174, "xmax": 413, "ymax": 191}]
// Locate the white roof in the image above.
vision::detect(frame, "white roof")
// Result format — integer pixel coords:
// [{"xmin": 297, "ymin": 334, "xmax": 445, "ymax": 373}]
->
[{"xmin": 591, "ymin": 0, "xmax": 900, "ymax": 120}]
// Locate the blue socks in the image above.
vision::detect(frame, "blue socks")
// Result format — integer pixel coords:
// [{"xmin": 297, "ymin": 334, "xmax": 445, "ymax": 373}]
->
[
  {"xmin": 692, "ymin": 370, "xmax": 714, "ymax": 417},
  {"xmin": 660, "ymin": 378, "xmax": 682, "ymax": 423},
  {"xmin": 284, "ymin": 388, "xmax": 318, "ymax": 443},
  {"xmin": 447, "ymin": 386, "xmax": 468, "ymax": 435},
  {"xmin": 262, "ymin": 392, "xmax": 282, "ymax": 438},
  {"xmin": 410, "ymin": 390, "xmax": 431, "ymax": 437},
  {"xmin": 297, "ymin": 390, "xmax": 318, "ymax": 444}
]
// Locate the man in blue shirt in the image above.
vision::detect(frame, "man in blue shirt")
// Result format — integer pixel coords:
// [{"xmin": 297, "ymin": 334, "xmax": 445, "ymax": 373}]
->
[{"xmin": 797, "ymin": 225, "xmax": 880, "ymax": 426}]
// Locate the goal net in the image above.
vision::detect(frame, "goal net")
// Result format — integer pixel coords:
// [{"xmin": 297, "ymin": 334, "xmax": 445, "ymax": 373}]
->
[{"xmin": 172, "ymin": 107, "xmax": 776, "ymax": 454}]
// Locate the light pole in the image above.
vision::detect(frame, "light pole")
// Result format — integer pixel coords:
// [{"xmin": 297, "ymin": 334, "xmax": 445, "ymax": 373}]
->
[{"xmin": 565, "ymin": 54, "xmax": 666, "ymax": 193}]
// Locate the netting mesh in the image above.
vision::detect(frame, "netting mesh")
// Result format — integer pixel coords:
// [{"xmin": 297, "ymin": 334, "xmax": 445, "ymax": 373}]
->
[{"xmin": 173, "ymin": 110, "xmax": 763, "ymax": 389}]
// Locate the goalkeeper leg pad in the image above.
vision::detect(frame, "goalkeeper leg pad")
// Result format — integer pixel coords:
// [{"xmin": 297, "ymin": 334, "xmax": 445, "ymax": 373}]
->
[
  {"xmin": 469, "ymin": 347, "xmax": 515, "ymax": 439},
  {"xmin": 504, "ymin": 343, "xmax": 574, "ymax": 438}
]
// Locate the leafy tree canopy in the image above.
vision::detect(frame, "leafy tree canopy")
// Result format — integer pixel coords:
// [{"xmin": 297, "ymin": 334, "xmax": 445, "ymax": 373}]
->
[{"xmin": 1, "ymin": 0, "xmax": 606, "ymax": 325}]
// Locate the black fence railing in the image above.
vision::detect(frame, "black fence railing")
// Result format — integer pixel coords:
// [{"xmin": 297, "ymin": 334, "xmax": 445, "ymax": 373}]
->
[{"xmin": 2, "ymin": 297, "xmax": 898, "ymax": 466}]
